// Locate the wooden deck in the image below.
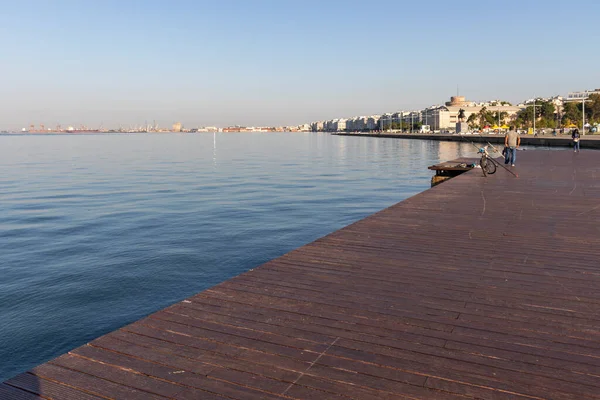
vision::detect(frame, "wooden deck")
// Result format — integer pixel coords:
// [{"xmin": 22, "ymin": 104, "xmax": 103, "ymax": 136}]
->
[{"xmin": 3, "ymin": 150, "xmax": 600, "ymax": 399}]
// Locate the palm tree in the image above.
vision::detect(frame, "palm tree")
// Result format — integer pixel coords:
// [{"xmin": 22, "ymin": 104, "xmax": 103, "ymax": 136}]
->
[
  {"xmin": 467, "ymin": 113, "xmax": 478, "ymax": 129},
  {"xmin": 478, "ymin": 107, "xmax": 488, "ymax": 128}
]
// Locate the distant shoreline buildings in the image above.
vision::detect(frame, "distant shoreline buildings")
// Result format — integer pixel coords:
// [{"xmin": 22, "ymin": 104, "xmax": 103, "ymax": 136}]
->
[
  {"xmin": 17, "ymin": 123, "xmax": 311, "ymax": 134},
  {"xmin": 308, "ymin": 89, "xmax": 599, "ymax": 133},
  {"xmin": 11, "ymin": 88, "xmax": 598, "ymax": 135}
]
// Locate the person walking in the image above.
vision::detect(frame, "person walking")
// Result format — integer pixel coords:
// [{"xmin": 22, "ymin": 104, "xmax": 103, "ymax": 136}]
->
[
  {"xmin": 572, "ymin": 128, "xmax": 581, "ymax": 152},
  {"xmin": 504, "ymin": 128, "xmax": 521, "ymax": 166}
]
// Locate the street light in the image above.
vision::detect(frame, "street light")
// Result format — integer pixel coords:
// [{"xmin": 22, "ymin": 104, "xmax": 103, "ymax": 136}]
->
[
  {"xmin": 532, "ymin": 98, "xmax": 541, "ymax": 135},
  {"xmin": 497, "ymin": 104, "xmax": 501, "ymax": 129},
  {"xmin": 582, "ymin": 95, "xmax": 588, "ymax": 135},
  {"xmin": 400, "ymin": 111, "xmax": 403, "ymax": 133}
]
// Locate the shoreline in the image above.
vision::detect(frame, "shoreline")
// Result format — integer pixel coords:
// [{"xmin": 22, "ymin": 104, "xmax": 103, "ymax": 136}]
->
[{"xmin": 332, "ymin": 132, "xmax": 600, "ymax": 148}]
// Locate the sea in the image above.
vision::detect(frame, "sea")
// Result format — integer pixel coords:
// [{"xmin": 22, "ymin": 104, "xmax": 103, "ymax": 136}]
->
[{"xmin": 0, "ymin": 132, "xmax": 480, "ymax": 381}]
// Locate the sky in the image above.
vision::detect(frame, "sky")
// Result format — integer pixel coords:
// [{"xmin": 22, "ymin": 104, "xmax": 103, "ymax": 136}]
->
[{"xmin": 1, "ymin": 0, "xmax": 599, "ymax": 130}]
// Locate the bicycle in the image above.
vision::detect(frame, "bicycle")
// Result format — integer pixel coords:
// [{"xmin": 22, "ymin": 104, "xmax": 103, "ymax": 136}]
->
[{"xmin": 478, "ymin": 145, "xmax": 499, "ymax": 176}]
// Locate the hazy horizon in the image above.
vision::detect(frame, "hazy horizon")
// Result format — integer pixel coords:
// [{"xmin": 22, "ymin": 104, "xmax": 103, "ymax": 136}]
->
[{"xmin": 1, "ymin": 0, "xmax": 599, "ymax": 130}]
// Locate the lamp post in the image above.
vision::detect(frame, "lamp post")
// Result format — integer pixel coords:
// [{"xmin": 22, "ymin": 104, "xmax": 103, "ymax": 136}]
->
[
  {"xmin": 532, "ymin": 99, "xmax": 541, "ymax": 135},
  {"xmin": 400, "ymin": 111, "xmax": 403, "ymax": 133},
  {"xmin": 498, "ymin": 106, "xmax": 501, "ymax": 129},
  {"xmin": 582, "ymin": 95, "xmax": 588, "ymax": 135},
  {"xmin": 533, "ymin": 99, "xmax": 536, "ymax": 134}
]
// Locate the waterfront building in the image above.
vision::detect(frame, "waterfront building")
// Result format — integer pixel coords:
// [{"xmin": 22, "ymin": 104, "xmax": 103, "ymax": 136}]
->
[
  {"xmin": 411, "ymin": 96, "xmax": 524, "ymax": 131},
  {"xmin": 310, "ymin": 121, "xmax": 324, "ymax": 132},
  {"xmin": 326, "ymin": 119, "xmax": 338, "ymax": 132},
  {"xmin": 565, "ymin": 89, "xmax": 600, "ymax": 102},
  {"xmin": 351, "ymin": 117, "xmax": 365, "ymax": 131},
  {"xmin": 172, "ymin": 122, "xmax": 182, "ymax": 132},
  {"xmin": 298, "ymin": 123, "xmax": 311, "ymax": 132},
  {"xmin": 346, "ymin": 117, "xmax": 357, "ymax": 132},
  {"xmin": 345, "ymin": 117, "xmax": 356, "ymax": 131},
  {"xmin": 379, "ymin": 113, "xmax": 395, "ymax": 130},
  {"xmin": 306, "ymin": 94, "xmax": 543, "ymax": 133},
  {"xmin": 366, "ymin": 115, "xmax": 379, "ymax": 131},
  {"xmin": 401, "ymin": 111, "xmax": 421, "ymax": 130}
]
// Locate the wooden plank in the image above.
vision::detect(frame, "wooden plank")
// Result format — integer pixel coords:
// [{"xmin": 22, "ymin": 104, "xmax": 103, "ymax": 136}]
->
[
  {"xmin": 48, "ymin": 353, "xmax": 236, "ymax": 400},
  {"xmin": 120, "ymin": 323, "xmax": 313, "ymax": 372},
  {"xmin": 29, "ymin": 363, "xmax": 169, "ymax": 400}
]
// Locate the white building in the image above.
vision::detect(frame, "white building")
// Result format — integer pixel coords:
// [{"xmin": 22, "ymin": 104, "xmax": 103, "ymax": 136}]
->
[
  {"xmin": 310, "ymin": 121, "xmax": 324, "ymax": 132},
  {"xmin": 366, "ymin": 115, "xmax": 379, "ymax": 130},
  {"xmin": 412, "ymin": 96, "xmax": 525, "ymax": 131}
]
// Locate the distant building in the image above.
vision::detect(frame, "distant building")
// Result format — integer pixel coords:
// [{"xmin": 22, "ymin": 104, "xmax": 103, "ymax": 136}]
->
[
  {"xmin": 310, "ymin": 121, "xmax": 324, "ymax": 132},
  {"xmin": 335, "ymin": 119, "xmax": 347, "ymax": 132},
  {"xmin": 413, "ymin": 96, "xmax": 524, "ymax": 131},
  {"xmin": 298, "ymin": 123, "xmax": 311, "ymax": 132},
  {"xmin": 366, "ymin": 116, "xmax": 379, "ymax": 130},
  {"xmin": 222, "ymin": 126, "xmax": 243, "ymax": 132},
  {"xmin": 172, "ymin": 122, "xmax": 182, "ymax": 132},
  {"xmin": 565, "ymin": 89, "xmax": 600, "ymax": 102},
  {"xmin": 307, "ymin": 94, "xmax": 532, "ymax": 133}
]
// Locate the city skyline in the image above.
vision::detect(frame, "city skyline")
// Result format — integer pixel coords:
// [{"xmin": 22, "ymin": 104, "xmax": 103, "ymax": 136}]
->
[
  {"xmin": 10, "ymin": 89, "xmax": 588, "ymax": 133},
  {"xmin": 1, "ymin": 0, "xmax": 599, "ymax": 130}
]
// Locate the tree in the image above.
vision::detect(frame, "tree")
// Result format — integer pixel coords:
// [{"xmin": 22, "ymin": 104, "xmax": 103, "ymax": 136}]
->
[
  {"xmin": 467, "ymin": 113, "xmax": 478, "ymax": 129},
  {"xmin": 587, "ymin": 93, "xmax": 600, "ymax": 123},
  {"xmin": 562, "ymin": 102, "xmax": 581, "ymax": 126},
  {"xmin": 476, "ymin": 107, "xmax": 496, "ymax": 127},
  {"xmin": 493, "ymin": 111, "xmax": 509, "ymax": 126},
  {"xmin": 539, "ymin": 101, "xmax": 555, "ymax": 119},
  {"xmin": 536, "ymin": 100, "xmax": 556, "ymax": 128},
  {"xmin": 514, "ymin": 106, "xmax": 533, "ymax": 128},
  {"xmin": 478, "ymin": 107, "xmax": 488, "ymax": 127}
]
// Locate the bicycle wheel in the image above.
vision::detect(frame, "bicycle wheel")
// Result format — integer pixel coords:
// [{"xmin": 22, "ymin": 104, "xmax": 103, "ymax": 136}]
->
[
  {"xmin": 479, "ymin": 157, "xmax": 488, "ymax": 177},
  {"xmin": 485, "ymin": 158, "xmax": 497, "ymax": 175}
]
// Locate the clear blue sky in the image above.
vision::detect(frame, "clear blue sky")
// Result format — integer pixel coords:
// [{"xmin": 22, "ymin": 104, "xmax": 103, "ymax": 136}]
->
[{"xmin": 1, "ymin": 0, "xmax": 598, "ymax": 130}]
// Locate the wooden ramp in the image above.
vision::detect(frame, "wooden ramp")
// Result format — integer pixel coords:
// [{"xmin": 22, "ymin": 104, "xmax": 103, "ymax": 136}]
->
[{"xmin": 3, "ymin": 150, "xmax": 600, "ymax": 399}]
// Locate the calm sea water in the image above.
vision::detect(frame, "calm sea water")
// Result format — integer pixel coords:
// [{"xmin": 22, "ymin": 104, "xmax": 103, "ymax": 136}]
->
[{"xmin": 0, "ymin": 132, "xmax": 479, "ymax": 381}]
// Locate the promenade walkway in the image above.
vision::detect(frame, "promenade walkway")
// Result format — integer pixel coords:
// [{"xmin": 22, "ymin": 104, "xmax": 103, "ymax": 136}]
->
[
  {"xmin": 3, "ymin": 150, "xmax": 600, "ymax": 399},
  {"xmin": 334, "ymin": 132, "xmax": 600, "ymax": 149}
]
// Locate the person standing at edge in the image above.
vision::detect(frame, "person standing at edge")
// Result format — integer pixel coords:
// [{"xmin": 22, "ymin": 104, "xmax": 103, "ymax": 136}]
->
[
  {"xmin": 572, "ymin": 128, "xmax": 581, "ymax": 152},
  {"xmin": 504, "ymin": 128, "xmax": 521, "ymax": 167}
]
